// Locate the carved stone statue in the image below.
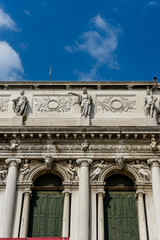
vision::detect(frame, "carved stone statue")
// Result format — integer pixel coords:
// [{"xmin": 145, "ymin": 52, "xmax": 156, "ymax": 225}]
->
[
  {"xmin": 129, "ymin": 161, "xmax": 151, "ymax": 182},
  {"xmin": 144, "ymin": 88, "xmax": 157, "ymax": 117},
  {"xmin": 81, "ymin": 140, "xmax": 89, "ymax": 151},
  {"xmin": 44, "ymin": 154, "xmax": 53, "ymax": 170},
  {"xmin": 69, "ymin": 87, "xmax": 92, "ymax": 118},
  {"xmin": 90, "ymin": 160, "xmax": 106, "ymax": 181},
  {"xmin": 19, "ymin": 159, "xmax": 30, "ymax": 181},
  {"xmin": 67, "ymin": 161, "xmax": 76, "ymax": 181},
  {"xmin": 12, "ymin": 90, "xmax": 28, "ymax": 116},
  {"xmin": 115, "ymin": 156, "xmax": 125, "ymax": 170},
  {"xmin": 10, "ymin": 139, "xmax": 18, "ymax": 150},
  {"xmin": 0, "ymin": 166, "xmax": 8, "ymax": 181}
]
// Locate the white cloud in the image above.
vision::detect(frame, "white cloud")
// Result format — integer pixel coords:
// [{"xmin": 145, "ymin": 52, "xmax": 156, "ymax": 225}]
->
[
  {"xmin": 148, "ymin": 1, "xmax": 159, "ymax": 6},
  {"xmin": 0, "ymin": 41, "xmax": 24, "ymax": 80},
  {"xmin": 0, "ymin": 8, "xmax": 17, "ymax": 30},
  {"xmin": 66, "ymin": 14, "xmax": 122, "ymax": 80},
  {"xmin": 24, "ymin": 10, "xmax": 33, "ymax": 17}
]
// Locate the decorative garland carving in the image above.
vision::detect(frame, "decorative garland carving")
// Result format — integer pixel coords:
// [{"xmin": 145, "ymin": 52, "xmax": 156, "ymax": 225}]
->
[
  {"xmin": 97, "ymin": 96, "xmax": 136, "ymax": 113},
  {"xmin": 0, "ymin": 97, "xmax": 10, "ymax": 112},
  {"xmin": 33, "ymin": 96, "xmax": 73, "ymax": 113},
  {"xmin": 0, "ymin": 143, "xmax": 157, "ymax": 153}
]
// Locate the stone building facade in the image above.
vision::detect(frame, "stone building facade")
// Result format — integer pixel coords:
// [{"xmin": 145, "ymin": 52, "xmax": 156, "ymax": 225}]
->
[{"xmin": 0, "ymin": 80, "xmax": 160, "ymax": 240}]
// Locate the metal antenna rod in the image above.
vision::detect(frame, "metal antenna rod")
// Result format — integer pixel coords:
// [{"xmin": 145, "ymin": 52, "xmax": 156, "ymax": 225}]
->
[{"xmin": 49, "ymin": 64, "xmax": 52, "ymax": 80}]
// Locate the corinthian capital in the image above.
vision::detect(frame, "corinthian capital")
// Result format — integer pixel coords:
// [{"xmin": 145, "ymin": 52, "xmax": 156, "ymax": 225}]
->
[
  {"xmin": 76, "ymin": 158, "xmax": 92, "ymax": 167},
  {"xmin": 5, "ymin": 158, "xmax": 21, "ymax": 167},
  {"xmin": 147, "ymin": 159, "xmax": 160, "ymax": 168}
]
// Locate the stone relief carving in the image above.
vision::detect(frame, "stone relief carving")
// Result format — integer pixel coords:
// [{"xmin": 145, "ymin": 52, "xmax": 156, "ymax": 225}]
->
[
  {"xmin": 115, "ymin": 156, "xmax": 125, "ymax": 170},
  {"xmin": 66, "ymin": 161, "xmax": 77, "ymax": 181},
  {"xmin": 44, "ymin": 154, "xmax": 53, "ymax": 170},
  {"xmin": 19, "ymin": 159, "xmax": 30, "ymax": 181},
  {"xmin": 69, "ymin": 87, "xmax": 92, "ymax": 117},
  {"xmin": 144, "ymin": 88, "xmax": 158, "ymax": 118},
  {"xmin": 33, "ymin": 96, "xmax": 73, "ymax": 113},
  {"xmin": 81, "ymin": 140, "xmax": 89, "ymax": 151},
  {"xmin": 0, "ymin": 97, "xmax": 10, "ymax": 112},
  {"xmin": 0, "ymin": 165, "xmax": 8, "ymax": 181},
  {"xmin": 0, "ymin": 143, "xmax": 156, "ymax": 153},
  {"xmin": 128, "ymin": 161, "xmax": 151, "ymax": 182},
  {"xmin": 10, "ymin": 139, "xmax": 19, "ymax": 151},
  {"xmin": 150, "ymin": 136, "xmax": 157, "ymax": 151},
  {"xmin": 90, "ymin": 160, "xmax": 106, "ymax": 181},
  {"xmin": 12, "ymin": 90, "xmax": 28, "ymax": 116},
  {"xmin": 97, "ymin": 96, "xmax": 136, "ymax": 113}
]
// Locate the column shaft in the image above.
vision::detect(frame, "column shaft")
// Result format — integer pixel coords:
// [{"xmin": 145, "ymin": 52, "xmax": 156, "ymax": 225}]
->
[
  {"xmin": 98, "ymin": 192, "xmax": 104, "ymax": 240},
  {"xmin": 1, "ymin": 159, "xmax": 21, "ymax": 237},
  {"xmin": 149, "ymin": 160, "xmax": 160, "ymax": 240},
  {"xmin": 137, "ymin": 191, "xmax": 147, "ymax": 240},
  {"xmin": 20, "ymin": 191, "xmax": 31, "ymax": 237},
  {"xmin": 77, "ymin": 158, "xmax": 92, "ymax": 240},
  {"xmin": 62, "ymin": 192, "xmax": 70, "ymax": 237}
]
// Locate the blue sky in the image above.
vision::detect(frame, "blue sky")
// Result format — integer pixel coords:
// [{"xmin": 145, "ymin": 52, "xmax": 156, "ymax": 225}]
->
[{"xmin": 0, "ymin": 0, "xmax": 160, "ymax": 81}]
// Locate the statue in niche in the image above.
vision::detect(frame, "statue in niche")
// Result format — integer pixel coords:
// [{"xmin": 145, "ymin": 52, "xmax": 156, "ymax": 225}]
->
[
  {"xmin": 44, "ymin": 154, "xmax": 53, "ymax": 170},
  {"xmin": 90, "ymin": 160, "xmax": 106, "ymax": 181},
  {"xmin": 19, "ymin": 159, "xmax": 30, "ymax": 181},
  {"xmin": 144, "ymin": 88, "xmax": 157, "ymax": 117},
  {"xmin": 10, "ymin": 139, "xmax": 18, "ymax": 150},
  {"xmin": 0, "ymin": 165, "xmax": 8, "ymax": 181},
  {"xmin": 69, "ymin": 87, "xmax": 92, "ymax": 118},
  {"xmin": 115, "ymin": 156, "xmax": 125, "ymax": 170},
  {"xmin": 67, "ymin": 161, "xmax": 76, "ymax": 181},
  {"xmin": 12, "ymin": 90, "xmax": 28, "ymax": 117},
  {"xmin": 81, "ymin": 139, "xmax": 89, "ymax": 151}
]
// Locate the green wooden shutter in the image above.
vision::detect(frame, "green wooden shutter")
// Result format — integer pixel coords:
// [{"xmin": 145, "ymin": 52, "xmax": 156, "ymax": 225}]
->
[
  {"xmin": 104, "ymin": 191, "xmax": 139, "ymax": 240},
  {"xmin": 28, "ymin": 191, "xmax": 63, "ymax": 237}
]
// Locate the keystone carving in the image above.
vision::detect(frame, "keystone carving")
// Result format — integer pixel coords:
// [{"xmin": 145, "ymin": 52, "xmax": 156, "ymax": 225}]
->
[
  {"xmin": 44, "ymin": 154, "xmax": 53, "ymax": 170},
  {"xmin": 115, "ymin": 156, "xmax": 125, "ymax": 170}
]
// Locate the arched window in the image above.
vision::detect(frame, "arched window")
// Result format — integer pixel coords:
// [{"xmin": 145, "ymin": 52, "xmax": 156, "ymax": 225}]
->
[
  {"xmin": 28, "ymin": 174, "xmax": 63, "ymax": 237},
  {"xmin": 104, "ymin": 174, "xmax": 139, "ymax": 240}
]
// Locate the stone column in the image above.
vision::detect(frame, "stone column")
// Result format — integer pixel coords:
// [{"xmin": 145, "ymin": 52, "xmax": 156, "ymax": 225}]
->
[
  {"xmin": 148, "ymin": 159, "xmax": 160, "ymax": 240},
  {"xmin": 20, "ymin": 190, "xmax": 32, "ymax": 237},
  {"xmin": 62, "ymin": 190, "xmax": 70, "ymax": 237},
  {"xmin": 97, "ymin": 191, "xmax": 105, "ymax": 240},
  {"xmin": 1, "ymin": 158, "xmax": 21, "ymax": 237},
  {"xmin": 136, "ymin": 189, "xmax": 147, "ymax": 240},
  {"xmin": 76, "ymin": 158, "xmax": 92, "ymax": 240}
]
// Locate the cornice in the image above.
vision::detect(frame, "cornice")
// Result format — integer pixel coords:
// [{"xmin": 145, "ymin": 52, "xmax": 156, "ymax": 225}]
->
[{"xmin": 0, "ymin": 80, "xmax": 158, "ymax": 90}]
